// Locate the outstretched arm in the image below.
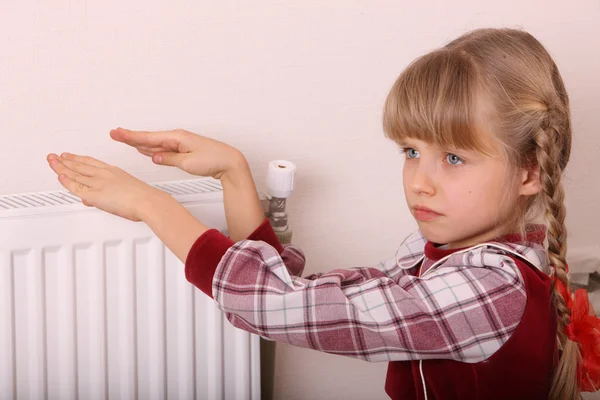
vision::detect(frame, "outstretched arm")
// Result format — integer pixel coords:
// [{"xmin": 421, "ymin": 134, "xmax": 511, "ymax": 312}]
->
[
  {"xmin": 137, "ymin": 155, "xmax": 268, "ymax": 265},
  {"xmin": 139, "ymin": 190, "xmax": 210, "ymax": 264},
  {"xmin": 219, "ymin": 154, "xmax": 266, "ymax": 241}
]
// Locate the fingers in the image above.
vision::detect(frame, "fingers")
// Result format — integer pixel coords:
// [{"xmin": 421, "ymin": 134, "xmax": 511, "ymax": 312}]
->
[
  {"xmin": 57, "ymin": 173, "xmax": 93, "ymax": 199},
  {"xmin": 153, "ymin": 151, "xmax": 183, "ymax": 167},
  {"xmin": 47, "ymin": 156, "xmax": 96, "ymax": 188},
  {"xmin": 137, "ymin": 148, "xmax": 154, "ymax": 157},
  {"xmin": 59, "ymin": 152, "xmax": 111, "ymax": 169},
  {"xmin": 110, "ymin": 127, "xmax": 183, "ymax": 152},
  {"xmin": 137, "ymin": 147, "xmax": 168, "ymax": 156},
  {"xmin": 57, "ymin": 156, "xmax": 101, "ymax": 177},
  {"xmin": 137, "ymin": 149, "xmax": 176, "ymax": 167},
  {"xmin": 136, "ymin": 149, "xmax": 165, "ymax": 166}
]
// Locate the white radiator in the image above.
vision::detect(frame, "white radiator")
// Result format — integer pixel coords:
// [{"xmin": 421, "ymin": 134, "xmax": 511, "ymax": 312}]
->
[{"xmin": 0, "ymin": 178, "xmax": 260, "ymax": 400}]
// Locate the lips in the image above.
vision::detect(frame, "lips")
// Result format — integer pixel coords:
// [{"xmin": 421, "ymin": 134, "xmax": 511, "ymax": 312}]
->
[{"xmin": 412, "ymin": 205, "xmax": 443, "ymax": 222}]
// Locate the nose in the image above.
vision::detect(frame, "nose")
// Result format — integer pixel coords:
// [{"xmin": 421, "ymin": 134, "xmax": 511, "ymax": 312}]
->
[{"xmin": 408, "ymin": 162, "xmax": 436, "ymax": 196}]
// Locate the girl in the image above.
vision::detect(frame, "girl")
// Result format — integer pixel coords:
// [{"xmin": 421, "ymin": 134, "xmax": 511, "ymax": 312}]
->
[{"xmin": 47, "ymin": 28, "xmax": 600, "ymax": 399}]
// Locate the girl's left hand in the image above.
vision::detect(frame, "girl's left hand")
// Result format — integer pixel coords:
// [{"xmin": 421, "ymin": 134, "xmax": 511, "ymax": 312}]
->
[{"xmin": 46, "ymin": 152, "xmax": 159, "ymax": 222}]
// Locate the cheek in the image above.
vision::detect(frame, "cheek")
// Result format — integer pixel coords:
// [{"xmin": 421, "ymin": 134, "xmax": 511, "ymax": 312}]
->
[
  {"xmin": 453, "ymin": 179, "xmax": 512, "ymax": 218},
  {"xmin": 402, "ymin": 163, "xmax": 412, "ymax": 190},
  {"xmin": 446, "ymin": 180, "xmax": 497, "ymax": 210}
]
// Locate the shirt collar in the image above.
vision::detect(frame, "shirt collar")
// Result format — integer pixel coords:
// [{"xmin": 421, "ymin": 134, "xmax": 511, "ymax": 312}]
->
[
  {"xmin": 425, "ymin": 223, "xmax": 547, "ymax": 262},
  {"xmin": 396, "ymin": 224, "xmax": 548, "ymax": 273}
]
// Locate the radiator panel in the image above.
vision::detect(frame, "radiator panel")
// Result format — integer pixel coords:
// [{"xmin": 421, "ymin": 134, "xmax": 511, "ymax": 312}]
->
[{"xmin": 0, "ymin": 178, "xmax": 260, "ymax": 400}]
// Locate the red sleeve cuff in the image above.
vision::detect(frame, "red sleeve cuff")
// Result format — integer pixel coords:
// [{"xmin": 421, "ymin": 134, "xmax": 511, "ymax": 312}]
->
[
  {"xmin": 185, "ymin": 229, "xmax": 234, "ymax": 298},
  {"xmin": 184, "ymin": 218, "xmax": 283, "ymax": 298},
  {"xmin": 247, "ymin": 217, "xmax": 285, "ymax": 254}
]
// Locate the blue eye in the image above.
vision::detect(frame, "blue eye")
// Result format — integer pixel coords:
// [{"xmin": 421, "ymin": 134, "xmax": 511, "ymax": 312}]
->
[
  {"xmin": 446, "ymin": 153, "xmax": 463, "ymax": 165},
  {"xmin": 404, "ymin": 148, "xmax": 419, "ymax": 158}
]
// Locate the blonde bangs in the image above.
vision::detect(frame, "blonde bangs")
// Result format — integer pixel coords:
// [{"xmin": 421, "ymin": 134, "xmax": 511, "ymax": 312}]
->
[{"xmin": 383, "ymin": 49, "xmax": 493, "ymax": 154}]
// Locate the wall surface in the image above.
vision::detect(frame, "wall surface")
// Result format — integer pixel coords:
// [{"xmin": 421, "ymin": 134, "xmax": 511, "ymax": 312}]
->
[{"xmin": 1, "ymin": 1, "xmax": 598, "ymax": 398}]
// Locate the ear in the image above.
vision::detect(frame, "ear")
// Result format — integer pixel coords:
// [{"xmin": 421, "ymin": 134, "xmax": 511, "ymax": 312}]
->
[{"xmin": 518, "ymin": 163, "xmax": 542, "ymax": 196}]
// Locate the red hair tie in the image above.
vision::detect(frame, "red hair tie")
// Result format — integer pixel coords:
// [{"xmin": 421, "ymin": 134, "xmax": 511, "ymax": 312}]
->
[{"xmin": 553, "ymin": 264, "xmax": 600, "ymax": 392}]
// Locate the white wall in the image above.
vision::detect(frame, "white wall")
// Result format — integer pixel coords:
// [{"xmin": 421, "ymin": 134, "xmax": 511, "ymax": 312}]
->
[{"xmin": 2, "ymin": 1, "xmax": 598, "ymax": 399}]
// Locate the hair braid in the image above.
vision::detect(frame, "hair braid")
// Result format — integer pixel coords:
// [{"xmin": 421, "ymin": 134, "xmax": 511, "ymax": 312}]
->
[{"xmin": 536, "ymin": 103, "xmax": 580, "ymax": 400}]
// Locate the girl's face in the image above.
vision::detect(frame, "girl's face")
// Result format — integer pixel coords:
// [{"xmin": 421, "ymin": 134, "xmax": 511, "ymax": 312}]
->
[{"xmin": 401, "ymin": 137, "xmax": 523, "ymax": 249}]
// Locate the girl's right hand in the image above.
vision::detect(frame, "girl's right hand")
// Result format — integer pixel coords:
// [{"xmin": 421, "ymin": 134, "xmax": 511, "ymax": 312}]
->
[
  {"xmin": 109, "ymin": 127, "xmax": 245, "ymax": 180},
  {"xmin": 111, "ymin": 127, "xmax": 265, "ymax": 241}
]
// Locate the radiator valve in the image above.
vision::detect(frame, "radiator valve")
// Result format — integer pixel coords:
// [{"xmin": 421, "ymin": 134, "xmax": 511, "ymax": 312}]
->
[{"xmin": 261, "ymin": 160, "xmax": 296, "ymax": 244}]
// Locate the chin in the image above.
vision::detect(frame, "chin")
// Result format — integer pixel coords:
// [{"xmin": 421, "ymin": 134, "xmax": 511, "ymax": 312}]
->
[{"xmin": 416, "ymin": 223, "xmax": 453, "ymax": 245}]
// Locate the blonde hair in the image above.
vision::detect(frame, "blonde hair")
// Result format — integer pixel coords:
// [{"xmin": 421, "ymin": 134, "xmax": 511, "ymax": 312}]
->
[{"xmin": 383, "ymin": 28, "xmax": 579, "ymax": 399}]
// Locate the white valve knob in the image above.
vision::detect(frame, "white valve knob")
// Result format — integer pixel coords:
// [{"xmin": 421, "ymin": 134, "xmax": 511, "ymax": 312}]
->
[{"xmin": 267, "ymin": 160, "xmax": 296, "ymax": 198}]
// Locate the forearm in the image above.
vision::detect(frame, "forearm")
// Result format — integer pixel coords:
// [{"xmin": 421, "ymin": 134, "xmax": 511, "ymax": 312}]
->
[
  {"xmin": 139, "ymin": 189, "xmax": 210, "ymax": 265},
  {"xmin": 220, "ymin": 155, "xmax": 265, "ymax": 241}
]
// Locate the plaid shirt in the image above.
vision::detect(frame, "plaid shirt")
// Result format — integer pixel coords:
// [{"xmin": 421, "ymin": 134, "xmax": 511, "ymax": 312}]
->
[{"xmin": 186, "ymin": 220, "xmax": 549, "ymax": 364}]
